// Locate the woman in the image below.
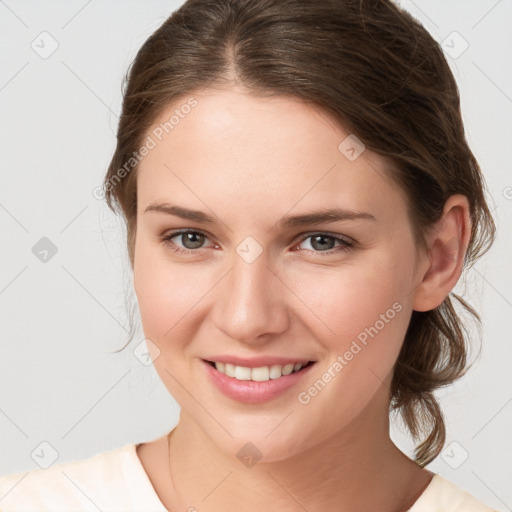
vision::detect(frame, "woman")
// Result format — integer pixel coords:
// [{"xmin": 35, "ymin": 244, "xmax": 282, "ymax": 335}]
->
[{"xmin": 0, "ymin": 0, "xmax": 499, "ymax": 510}]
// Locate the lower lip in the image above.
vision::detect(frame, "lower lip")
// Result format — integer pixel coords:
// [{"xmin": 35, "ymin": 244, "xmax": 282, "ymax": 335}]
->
[{"xmin": 203, "ymin": 360, "xmax": 315, "ymax": 404}]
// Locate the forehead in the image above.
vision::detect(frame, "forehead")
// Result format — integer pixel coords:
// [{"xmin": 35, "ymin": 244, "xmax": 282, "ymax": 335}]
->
[{"xmin": 136, "ymin": 88, "xmax": 406, "ymax": 225}]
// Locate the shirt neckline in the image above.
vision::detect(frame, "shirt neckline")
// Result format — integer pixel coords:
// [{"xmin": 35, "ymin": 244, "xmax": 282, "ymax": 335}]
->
[
  {"xmin": 406, "ymin": 473, "xmax": 444, "ymax": 511},
  {"xmin": 121, "ymin": 443, "xmax": 169, "ymax": 511},
  {"xmin": 123, "ymin": 441, "xmax": 442, "ymax": 512}
]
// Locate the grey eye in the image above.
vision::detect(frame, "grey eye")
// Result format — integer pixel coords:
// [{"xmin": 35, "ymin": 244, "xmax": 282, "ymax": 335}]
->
[{"xmin": 174, "ymin": 231, "xmax": 207, "ymax": 250}]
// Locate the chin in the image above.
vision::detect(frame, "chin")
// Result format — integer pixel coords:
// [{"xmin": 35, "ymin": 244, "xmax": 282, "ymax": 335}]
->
[{"xmin": 199, "ymin": 415, "xmax": 315, "ymax": 465}]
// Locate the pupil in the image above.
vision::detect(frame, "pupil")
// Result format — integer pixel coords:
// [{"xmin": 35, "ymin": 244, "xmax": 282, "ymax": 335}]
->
[
  {"xmin": 184, "ymin": 232, "xmax": 204, "ymax": 249},
  {"xmin": 312, "ymin": 235, "xmax": 333, "ymax": 251}
]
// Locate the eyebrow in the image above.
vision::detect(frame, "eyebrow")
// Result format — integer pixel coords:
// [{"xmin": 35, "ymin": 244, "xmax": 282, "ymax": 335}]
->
[{"xmin": 144, "ymin": 202, "xmax": 376, "ymax": 229}]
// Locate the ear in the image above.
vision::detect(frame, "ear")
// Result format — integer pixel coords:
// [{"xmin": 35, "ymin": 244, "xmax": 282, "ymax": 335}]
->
[{"xmin": 412, "ymin": 194, "xmax": 472, "ymax": 312}]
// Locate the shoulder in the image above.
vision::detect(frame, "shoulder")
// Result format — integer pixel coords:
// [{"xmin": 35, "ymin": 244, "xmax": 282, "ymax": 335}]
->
[
  {"xmin": 409, "ymin": 473, "xmax": 500, "ymax": 512},
  {"xmin": 0, "ymin": 443, "xmax": 164, "ymax": 512}
]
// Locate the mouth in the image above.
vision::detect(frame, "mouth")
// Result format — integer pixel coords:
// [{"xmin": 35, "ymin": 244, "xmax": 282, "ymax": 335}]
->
[
  {"xmin": 202, "ymin": 358, "xmax": 316, "ymax": 404},
  {"xmin": 205, "ymin": 360, "xmax": 315, "ymax": 381}
]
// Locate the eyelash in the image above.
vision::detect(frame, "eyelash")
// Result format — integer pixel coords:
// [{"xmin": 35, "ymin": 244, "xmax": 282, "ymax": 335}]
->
[{"xmin": 159, "ymin": 229, "xmax": 354, "ymax": 257}]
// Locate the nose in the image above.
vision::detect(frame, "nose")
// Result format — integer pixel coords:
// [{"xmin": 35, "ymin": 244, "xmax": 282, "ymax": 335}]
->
[{"xmin": 210, "ymin": 250, "xmax": 290, "ymax": 345}]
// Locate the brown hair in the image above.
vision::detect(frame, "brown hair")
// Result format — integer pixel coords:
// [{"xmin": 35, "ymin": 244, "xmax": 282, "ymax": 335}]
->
[{"xmin": 103, "ymin": 0, "xmax": 495, "ymax": 466}]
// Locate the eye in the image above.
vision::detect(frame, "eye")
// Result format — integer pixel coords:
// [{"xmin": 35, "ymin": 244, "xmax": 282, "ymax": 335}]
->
[
  {"xmin": 160, "ymin": 229, "xmax": 215, "ymax": 254},
  {"xmin": 294, "ymin": 232, "xmax": 353, "ymax": 256}
]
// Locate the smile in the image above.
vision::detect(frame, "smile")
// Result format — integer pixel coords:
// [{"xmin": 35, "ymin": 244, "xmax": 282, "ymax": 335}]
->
[
  {"xmin": 210, "ymin": 361, "xmax": 311, "ymax": 381},
  {"xmin": 203, "ymin": 358, "xmax": 316, "ymax": 404}
]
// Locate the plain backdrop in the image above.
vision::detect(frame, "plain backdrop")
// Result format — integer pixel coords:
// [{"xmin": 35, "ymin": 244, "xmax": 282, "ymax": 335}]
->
[{"xmin": 0, "ymin": 1, "xmax": 511, "ymax": 510}]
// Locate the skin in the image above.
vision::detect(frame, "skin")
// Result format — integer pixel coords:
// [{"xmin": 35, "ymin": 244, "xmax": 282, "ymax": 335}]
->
[{"xmin": 132, "ymin": 86, "xmax": 471, "ymax": 512}]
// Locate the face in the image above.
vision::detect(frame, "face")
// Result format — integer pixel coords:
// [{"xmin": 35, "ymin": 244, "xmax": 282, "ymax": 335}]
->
[{"xmin": 133, "ymin": 86, "xmax": 425, "ymax": 461}]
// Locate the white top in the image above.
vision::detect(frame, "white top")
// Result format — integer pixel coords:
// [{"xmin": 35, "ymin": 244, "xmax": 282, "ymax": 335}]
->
[{"xmin": 0, "ymin": 443, "xmax": 498, "ymax": 512}]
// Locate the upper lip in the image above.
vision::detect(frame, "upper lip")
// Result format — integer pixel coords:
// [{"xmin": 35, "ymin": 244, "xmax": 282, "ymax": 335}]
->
[{"xmin": 203, "ymin": 355, "xmax": 314, "ymax": 368}]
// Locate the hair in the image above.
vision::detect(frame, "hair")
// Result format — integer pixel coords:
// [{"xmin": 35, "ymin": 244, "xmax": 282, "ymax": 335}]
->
[{"xmin": 102, "ymin": 0, "xmax": 495, "ymax": 466}]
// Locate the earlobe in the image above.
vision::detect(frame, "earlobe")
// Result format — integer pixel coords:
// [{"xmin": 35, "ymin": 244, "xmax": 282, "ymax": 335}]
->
[{"xmin": 412, "ymin": 195, "xmax": 472, "ymax": 312}]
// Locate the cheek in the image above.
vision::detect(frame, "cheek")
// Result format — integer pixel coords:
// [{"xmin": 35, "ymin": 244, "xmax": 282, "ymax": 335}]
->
[
  {"xmin": 288, "ymin": 249, "xmax": 413, "ymax": 380},
  {"xmin": 293, "ymin": 255, "xmax": 409, "ymax": 334},
  {"xmin": 133, "ymin": 241, "xmax": 202, "ymax": 342},
  {"xmin": 290, "ymin": 258, "xmax": 412, "ymax": 430}
]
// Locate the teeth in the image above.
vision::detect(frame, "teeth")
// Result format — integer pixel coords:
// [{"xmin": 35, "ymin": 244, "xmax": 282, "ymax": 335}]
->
[
  {"xmin": 234, "ymin": 366, "xmax": 251, "ymax": 380},
  {"xmin": 282, "ymin": 364, "xmax": 294, "ymax": 376},
  {"xmin": 251, "ymin": 366, "xmax": 270, "ymax": 382},
  {"xmin": 269, "ymin": 364, "xmax": 283, "ymax": 379},
  {"xmin": 213, "ymin": 361, "xmax": 308, "ymax": 381},
  {"xmin": 225, "ymin": 363, "xmax": 236, "ymax": 378}
]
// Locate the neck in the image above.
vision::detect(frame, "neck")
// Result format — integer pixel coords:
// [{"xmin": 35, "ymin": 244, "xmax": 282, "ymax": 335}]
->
[{"xmin": 164, "ymin": 391, "xmax": 432, "ymax": 512}]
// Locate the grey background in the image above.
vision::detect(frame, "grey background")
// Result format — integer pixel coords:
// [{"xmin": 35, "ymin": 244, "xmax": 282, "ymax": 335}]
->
[{"xmin": 0, "ymin": 1, "xmax": 511, "ymax": 510}]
